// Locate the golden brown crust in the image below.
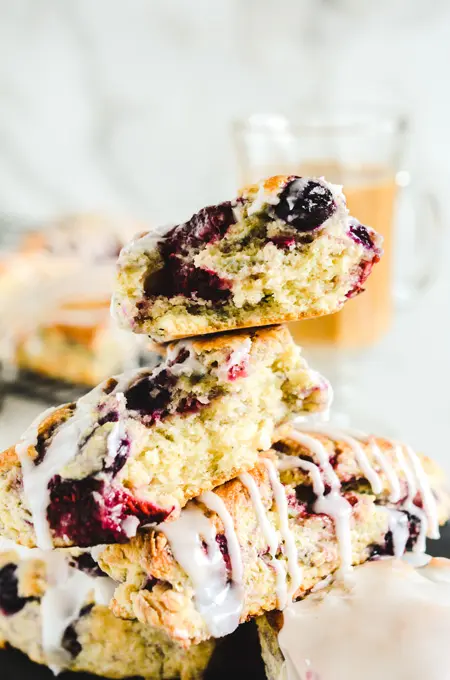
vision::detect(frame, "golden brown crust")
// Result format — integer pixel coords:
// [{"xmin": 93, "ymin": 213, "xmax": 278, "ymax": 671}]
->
[
  {"xmin": 0, "ymin": 326, "xmax": 327, "ymax": 548},
  {"xmin": 0, "ymin": 550, "xmax": 216, "ymax": 679},
  {"xmin": 161, "ymin": 309, "xmax": 333, "ymax": 343},
  {"xmin": 239, "ymin": 174, "xmax": 292, "ymax": 198},
  {"xmin": 99, "ymin": 430, "xmax": 449, "ymax": 646}
]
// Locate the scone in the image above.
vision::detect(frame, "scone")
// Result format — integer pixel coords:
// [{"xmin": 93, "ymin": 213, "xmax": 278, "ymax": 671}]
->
[
  {"xmin": 0, "ymin": 544, "xmax": 214, "ymax": 679},
  {"xmin": 256, "ymin": 557, "xmax": 450, "ymax": 680},
  {"xmin": 14, "ymin": 301, "xmax": 133, "ymax": 388},
  {"xmin": 0, "ymin": 326, "xmax": 329, "ymax": 549},
  {"xmin": 15, "ymin": 300, "xmax": 146, "ymax": 388},
  {"xmin": 97, "ymin": 424, "xmax": 448, "ymax": 646},
  {"xmin": 0, "ymin": 213, "xmax": 147, "ymax": 386},
  {"xmin": 112, "ymin": 175, "xmax": 383, "ymax": 342}
]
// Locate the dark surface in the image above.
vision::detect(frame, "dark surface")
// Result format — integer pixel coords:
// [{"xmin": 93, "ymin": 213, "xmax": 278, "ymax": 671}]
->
[{"xmin": 2, "ymin": 524, "xmax": 450, "ymax": 680}]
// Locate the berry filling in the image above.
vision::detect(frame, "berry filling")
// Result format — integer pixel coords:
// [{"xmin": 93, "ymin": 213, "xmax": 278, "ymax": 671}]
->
[
  {"xmin": 227, "ymin": 360, "xmax": 248, "ymax": 381},
  {"xmin": 123, "ymin": 366, "xmax": 217, "ymax": 424},
  {"xmin": 62, "ymin": 604, "xmax": 93, "ymax": 658},
  {"xmin": 215, "ymin": 533, "xmax": 231, "ymax": 576},
  {"xmin": 268, "ymin": 235, "xmax": 297, "ymax": 250},
  {"xmin": 62, "ymin": 625, "xmax": 82, "ymax": 659},
  {"xmin": 34, "ymin": 420, "xmax": 66, "ymax": 466},
  {"xmin": 345, "ymin": 256, "xmax": 380, "ymax": 299},
  {"xmin": 273, "ymin": 178, "xmax": 336, "ymax": 232},
  {"xmin": 124, "ymin": 369, "xmax": 177, "ymax": 420},
  {"xmin": 69, "ymin": 553, "xmax": 105, "ymax": 578},
  {"xmin": 47, "ymin": 475, "xmax": 172, "ymax": 547},
  {"xmin": 368, "ymin": 511, "xmax": 422, "ymax": 558},
  {"xmin": 143, "ymin": 202, "xmax": 236, "ymax": 302},
  {"xmin": 164, "ymin": 203, "xmax": 236, "ymax": 256},
  {"xmin": 103, "ymin": 437, "xmax": 130, "ymax": 478},
  {"xmin": 368, "ymin": 531, "xmax": 394, "ymax": 559},
  {"xmin": 349, "ymin": 223, "xmax": 375, "ymax": 250},
  {"xmin": 0, "ymin": 563, "xmax": 37, "ymax": 616}
]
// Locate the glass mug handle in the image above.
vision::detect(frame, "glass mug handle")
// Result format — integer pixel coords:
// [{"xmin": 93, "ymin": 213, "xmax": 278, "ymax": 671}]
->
[{"xmin": 394, "ymin": 173, "xmax": 444, "ymax": 307}]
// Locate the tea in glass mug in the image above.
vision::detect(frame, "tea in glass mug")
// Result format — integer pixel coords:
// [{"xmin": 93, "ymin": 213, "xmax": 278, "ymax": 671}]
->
[{"xmin": 233, "ymin": 112, "xmax": 440, "ymax": 348}]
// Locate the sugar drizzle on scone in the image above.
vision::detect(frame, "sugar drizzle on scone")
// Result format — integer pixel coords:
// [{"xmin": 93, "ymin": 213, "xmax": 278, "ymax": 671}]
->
[
  {"xmin": 0, "ymin": 326, "xmax": 330, "ymax": 549},
  {"xmin": 0, "ymin": 542, "xmax": 215, "ymax": 678},
  {"xmin": 98, "ymin": 425, "xmax": 447, "ymax": 646},
  {"xmin": 113, "ymin": 175, "xmax": 383, "ymax": 341},
  {"xmin": 259, "ymin": 558, "xmax": 450, "ymax": 680}
]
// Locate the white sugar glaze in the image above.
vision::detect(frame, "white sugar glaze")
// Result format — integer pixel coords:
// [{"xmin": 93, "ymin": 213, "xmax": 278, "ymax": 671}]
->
[
  {"xmin": 159, "ymin": 503, "xmax": 242, "ymax": 637},
  {"xmin": 13, "ymin": 339, "xmax": 201, "ymax": 549},
  {"xmin": 239, "ymin": 471, "xmax": 287, "ymax": 609},
  {"xmin": 264, "ymin": 459, "xmax": 303, "ymax": 599},
  {"xmin": 293, "ymin": 424, "xmax": 439, "ymax": 548},
  {"xmin": 165, "ymin": 340, "xmax": 206, "ymax": 377},
  {"xmin": 300, "ymin": 424, "xmax": 383, "ymax": 494},
  {"xmin": 276, "ymin": 452, "xmax": 352, "ymax": 576},
  {"xmin": 0, "ymin": 540, "xmax": 115, "ymax": 675},
  {"xmin": 277, "ymin": 558, "xmax": 450, "ymax": 680},
  {"xmin": 15, "ymin": 396, "xmax": 96, "ymax": 550}
]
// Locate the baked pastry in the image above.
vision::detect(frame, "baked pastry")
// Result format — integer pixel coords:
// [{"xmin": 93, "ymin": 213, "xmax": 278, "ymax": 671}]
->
[
  {"xmin": 257, "ymin": 556, "xmax": 450, "ymax": 680},
  {"xmin": 14, "ymin": 300, "xmax": 146, "ymax": 387},
  {"xmin": 112, "ymin": 175, "xmax": 383, "ymax": 342},
  {"xmin": 97, "ymin": 424, "xmax": 448, "ymax": 646},
  {"xmin": 0, "ymin": 326, "xmax": 329, "ymax": 549},
  {"xmin": 0, "ymin": 213, "xmax": 147, "ymax": 386},
  {"xmin": 0, "ymin": 542, "xmax": 214, "ymax": 679}
]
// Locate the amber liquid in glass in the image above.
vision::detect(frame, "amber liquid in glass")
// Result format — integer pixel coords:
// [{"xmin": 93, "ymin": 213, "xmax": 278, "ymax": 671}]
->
[{"xmin": 242, "ymin": 162, "xmax": 397, "ymax": 348}]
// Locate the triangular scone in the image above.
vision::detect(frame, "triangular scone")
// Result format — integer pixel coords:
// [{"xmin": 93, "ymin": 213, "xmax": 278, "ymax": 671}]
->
[
  {"xmin": 0, "ymin": 326, "xmax": 329, "ymax": 549},
  {"xmin": 97, "ymin": 425, "xmax": 449, "ymax": 647},
  {"xmin": 256, "ymin": 557, "xmax": 450, "ymax": 680},
  {"xmin": 112, "ymin": 175, "xmax": 382, "ymax": 342},
  {"xmin": 0, "ymin": 544, "xmax": 215, "ymax": 678}
]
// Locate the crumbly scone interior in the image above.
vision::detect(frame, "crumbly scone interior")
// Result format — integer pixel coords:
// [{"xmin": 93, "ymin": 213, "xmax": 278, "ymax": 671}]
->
[
  {"xmin": 40, "ymin": 329, "xmax": 326, "ymax": 506},
  {"xmin": 0, "ymin": 326, "xmax": 329, "ymax": 548},
  {"xmin": 115, "ymin": 177, "xmax": 381, "ymax": 340}
]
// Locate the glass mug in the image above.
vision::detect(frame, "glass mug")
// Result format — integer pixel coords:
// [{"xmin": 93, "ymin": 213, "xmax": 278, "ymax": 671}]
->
[{"xmin": 232, "ymin": 110, "xmax": 442, "ymax": 349}]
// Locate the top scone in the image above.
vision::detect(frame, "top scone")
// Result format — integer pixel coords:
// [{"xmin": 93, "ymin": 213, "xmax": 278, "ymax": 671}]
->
[{"xmin": 113, "ymin": 175, "xmax": 383, "ymax": 342}]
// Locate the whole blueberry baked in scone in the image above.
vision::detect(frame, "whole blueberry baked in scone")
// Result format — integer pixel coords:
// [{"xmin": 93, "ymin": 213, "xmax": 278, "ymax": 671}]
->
[
  {"xmin": 0, "ymin": 543, "xmax": 215, "ymax": 679},
  {"xmin": 97, "ymin": 424, "xmax": 449, "ymax": 646},
  {"xmin": 0, "ymin": 326, "xmax": 329, "ymax": 549},
  {"xmin": 113, "ymin": 175, "xmax": 383, "ymax": 342}
]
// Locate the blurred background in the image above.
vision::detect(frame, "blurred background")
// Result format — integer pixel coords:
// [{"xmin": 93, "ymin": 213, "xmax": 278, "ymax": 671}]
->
[{"xmin": 0, "ymin": 0, "xmax": 449, "ymax": 466}]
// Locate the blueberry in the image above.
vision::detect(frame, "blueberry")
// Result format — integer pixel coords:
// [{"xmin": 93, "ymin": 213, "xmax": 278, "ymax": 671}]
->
[
  {"xmin": 62, "ymin": 624, "xmax": 82, "ymax": 658},
  {"xmin": 164, "ymin": 202, "xmax": 236, "ymax": 256},
  {"xmin": 69, "ymin": 553, "xmax": 105, "ymax": 578},
  {"xmin": 61, "ymin": 604, "xmax": 94, "ymax": 658},
  {"xmin": 368, "ymin": 531, "xmax": 394, "ymax": 559},
  {"xmin": 274, "ymin": 178, "xmax": 336, "ymax": 232},
  {"xmin": 215, "ymin": 534, "xmax": 231, "ymax": 575},
  {"xmin": 143, "ymin": 203, "xmax": 235, "ymax": 302},
  {"xmin": 124, "ymin": 370, "xmax": 176, "ymax": 420},
  {"xmin": 103, "ymin": 437, "xmax": 130, "ymax": 477},
  {"xmin": 349, "ymin": 223, "xmax": 374, "ymax": 249},
  {"xmin": 0, "ymin": 563, "xmax": 36, "ymax": 616}
]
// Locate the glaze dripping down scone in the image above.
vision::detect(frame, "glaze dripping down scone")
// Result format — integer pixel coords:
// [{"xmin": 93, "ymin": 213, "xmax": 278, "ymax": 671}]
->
[
  {"xmin": 0, "ymin": 545, "xmax": 215, "ymax": 679},
  {"xmin": 0, "ymin": 326, "xmax": 329, "ymax": 549},
  {"xmin": 112, "ymin": 175, "xmax": 383, "ymax": 341},
  {"xmin": 256, "ymin": 557, "xmax": 450, "ymax": 680},
  {"xmin": 97, "ymin": 425, "xmax": 449, "ymax": 647}
]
